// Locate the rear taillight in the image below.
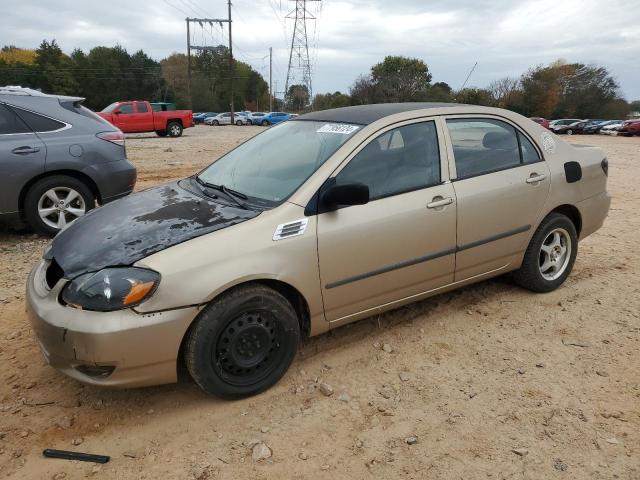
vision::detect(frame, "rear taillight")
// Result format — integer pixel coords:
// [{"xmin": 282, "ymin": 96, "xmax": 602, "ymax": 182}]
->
[
  {"xmin": 97, "ymin": 131, "xmax": 125, "ymax": 147},
  {"xmin": 601, "ymin": 158, "xmax": 608, "ymax": 176}
]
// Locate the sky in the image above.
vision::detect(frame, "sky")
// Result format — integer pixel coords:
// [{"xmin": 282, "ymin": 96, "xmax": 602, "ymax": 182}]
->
[{"xmin": 2, "ymin": 0, "xmax": 639, "ymax": 100}]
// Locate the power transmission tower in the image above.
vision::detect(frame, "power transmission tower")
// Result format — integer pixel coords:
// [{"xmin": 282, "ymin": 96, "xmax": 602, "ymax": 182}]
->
[{"xmin": 284, "ymin": 0, "xmax": 320, "ymax": 110}]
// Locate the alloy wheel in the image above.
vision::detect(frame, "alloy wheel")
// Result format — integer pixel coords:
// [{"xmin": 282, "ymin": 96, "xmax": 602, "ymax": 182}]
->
[
  {"xmin": 539, "ymin": 228, "xmax": 572, "ymax": 281},
  {"xmin": 37, "ymin": 187, "xmax": 86, "ymax": 230}
]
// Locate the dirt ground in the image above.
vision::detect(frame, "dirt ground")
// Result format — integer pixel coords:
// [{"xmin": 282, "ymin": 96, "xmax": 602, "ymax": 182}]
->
[{"xmin": 0, "ymin": 126, "xmax": 638, "ymax": 480}]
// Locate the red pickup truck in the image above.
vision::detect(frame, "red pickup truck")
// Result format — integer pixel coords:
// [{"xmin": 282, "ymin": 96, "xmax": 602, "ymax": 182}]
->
[{"xmin": 98, "ymin": 101, "xmax": 193, "ymax": 137}]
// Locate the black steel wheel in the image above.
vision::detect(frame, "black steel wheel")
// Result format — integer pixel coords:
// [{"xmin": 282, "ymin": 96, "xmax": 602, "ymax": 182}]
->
[{"xmin": 185, "ymin": 284, "xmax": 300, "ymax": 398}]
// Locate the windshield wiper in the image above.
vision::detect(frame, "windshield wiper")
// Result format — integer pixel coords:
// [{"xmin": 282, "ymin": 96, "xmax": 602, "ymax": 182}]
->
[{"xmin": 195, "ymin": 176, "xmax": 251, "ymax": 210}]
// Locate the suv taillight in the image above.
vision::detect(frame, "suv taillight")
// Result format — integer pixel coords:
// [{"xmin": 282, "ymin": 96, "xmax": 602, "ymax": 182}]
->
[{"xmin": 97, "ymin": 131, "xmax": 125, "ymax": 146}]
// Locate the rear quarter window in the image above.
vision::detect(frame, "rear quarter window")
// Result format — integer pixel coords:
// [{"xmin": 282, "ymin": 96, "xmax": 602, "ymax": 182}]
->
[
  {"xmin": 11, "ymin": 107, "xmax": 66, "ymax": 133},
  {"xmin": 0, "ymin": 103, "xmax": 31, "ymax": 134}
]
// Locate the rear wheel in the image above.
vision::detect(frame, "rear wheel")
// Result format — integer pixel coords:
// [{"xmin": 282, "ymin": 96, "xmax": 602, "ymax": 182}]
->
[
  {"xmin": 566, "ymin": 129, "xmax": 573, "ymax": 135},
  {"xmin": 185, "ymin": 285, "xmax": 300, "ymax": 399},
  {"xmin": 512, "ymin": 213, "xmax": 578, "ymax": 293},
  {"xmin": 236, "ymin": 120, "xmax": 243, "ymax": 126},
  {"xmin": 24, "ymin": 175, "xmax": 95, "ymax": 236},
  {"xmin": 167, "ymin": 121, "xmax": 183, "ymax": 137}
]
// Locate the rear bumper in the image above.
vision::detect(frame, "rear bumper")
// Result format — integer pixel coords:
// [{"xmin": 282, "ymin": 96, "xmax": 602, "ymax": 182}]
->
[
  {"xmin": 577, "ymin": 191, "xmax": 611, "ymax": 240},
  {"xmin": 86, "ymin": 159, "xmax": 137, "ymax": 204},
  {"xmin": 26, "ymin": 260, "xmax": 199, "ymax": 388}
]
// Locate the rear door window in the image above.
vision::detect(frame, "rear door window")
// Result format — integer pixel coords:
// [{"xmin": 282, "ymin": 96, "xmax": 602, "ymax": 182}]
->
[
  {"xmin": 0, "ymin": 104, "xmax": 31, "ymax": 134},
  {"xmin": 11, "ymin": 107, "xmax": 66, "ymax": 133},
  {"xmin": 136, "ymin": 102, "xmax": 149, "ymax": 113},
  {"xmin": 447, "ymin": 118, "xmax": 540, "ymax": 179}
]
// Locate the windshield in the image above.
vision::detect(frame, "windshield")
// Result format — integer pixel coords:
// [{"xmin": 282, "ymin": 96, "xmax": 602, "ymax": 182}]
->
[
  {"xmin": 101, "ymin": 102, "xmax": 119, "ymax": 113},
  {"xmin": 197, "ymin": 120, "xmax": 361, "ymax": 207}
]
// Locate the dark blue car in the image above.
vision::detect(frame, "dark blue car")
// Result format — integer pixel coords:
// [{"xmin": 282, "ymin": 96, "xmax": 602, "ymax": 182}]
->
[{"xmin": 194, "ymin": 112, "xmax": 217, "ymax": 124}]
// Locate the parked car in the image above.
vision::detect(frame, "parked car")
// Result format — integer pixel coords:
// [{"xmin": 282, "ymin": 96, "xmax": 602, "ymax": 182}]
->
[
  {"xmin": 98, "ymin": 100, "xmax": 193, "ymax": 137},
  {"xmin": 26, "ymin": 103, "xmax": 610, "ymax": 398},
  {"xmin": 582, "ymin": 120, "xmax": 615, "ymax": 135},
  {"xmin": 619, "ymin": 120, "xmax": 640, "ymax": 136},
  {"xmin": 552, "ymin": 121, "xmax": 589, "ymax": 135},
  {"xmin": 530, "ymin": 117, "xmax": 550, "ymax": 129},
  {"xmin": 600, "ymin": 122, "xmax": 624, "ymax": 135},
  {"xmin": 0, "ymin": 86, "xmax": 136, "ymax": 235},
  {"xmin": 193, "ymin": 112, "xmax": 217, "ymax": 125},
  {"xmin": 549, "ymin": 119, "xmax": 583, "ymax": 133},
  {"xmin": 246, "ymin": 112, "xmax": 266, "ymax": 125},
  {"xmin": 259, "ymin": 111, "xmax": 290, "ymax": 126},
  {"xmin": 205, "ymin": 112, "xmax": 248, "ymax": 126}
]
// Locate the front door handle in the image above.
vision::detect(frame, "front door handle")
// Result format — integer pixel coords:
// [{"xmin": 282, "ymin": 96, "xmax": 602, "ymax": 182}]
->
[
  {"xmin": 427, "ymin": 196, "xmax": 453, "ymax": 209},
  {"xmin": 526, "ymin": 173, "xmax": 547, "ymax": 184},
  {"xmin": 12, "ymin": 146, "xmax": 40, "ymax": 155}
]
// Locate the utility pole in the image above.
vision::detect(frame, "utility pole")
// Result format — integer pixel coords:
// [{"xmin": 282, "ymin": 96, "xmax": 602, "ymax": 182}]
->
[
  {"xmin": 269, "ymin": 47, "xmax": 273, "ymax": 112},
  {"xmin": 228, "ymin": 0, "xmax": 234, "ymax": 124},
  {"xmin": 186, "ymin": 19, "xmax": 192, "ymax": 110},
  {"xmin": 284, "ymin": 0, "xmax": 320, "ymax": 110},
  {"xmin": 185, "ymin": 17, "xmax": 230, "ymax": 113}
]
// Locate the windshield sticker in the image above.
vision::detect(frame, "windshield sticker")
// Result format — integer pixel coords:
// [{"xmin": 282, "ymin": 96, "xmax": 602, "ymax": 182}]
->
[
  {"xmin": 317, "ymin": 124, "xmax": 360, "ymax": 135},
  {"xmin": 541, "ymin": 132, "xmax": 556, "ymax": 154}
]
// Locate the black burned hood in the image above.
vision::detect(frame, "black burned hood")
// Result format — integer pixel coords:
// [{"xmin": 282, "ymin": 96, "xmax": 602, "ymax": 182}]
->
[{"xmin": 49, "ymin": 180, "xmax": 259, "ymax": 278}]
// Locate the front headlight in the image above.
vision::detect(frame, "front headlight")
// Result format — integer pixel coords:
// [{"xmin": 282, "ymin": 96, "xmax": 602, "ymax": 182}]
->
[{"xmin": 61, "ymin": 267, "xmax": 160, "ymax": 311}]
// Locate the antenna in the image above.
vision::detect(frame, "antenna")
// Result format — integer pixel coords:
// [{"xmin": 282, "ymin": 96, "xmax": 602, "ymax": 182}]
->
[{"xmin": 460, "ymin": 61, "xmax": 478, "ymax": 91}]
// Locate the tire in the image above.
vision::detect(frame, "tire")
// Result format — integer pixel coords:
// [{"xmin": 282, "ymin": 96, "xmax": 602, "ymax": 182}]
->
[
  {"xmin": 566, "ymin": 129, "xmax": 573, "ymax": 135},
  {"xmin": 261, "ymin": 120, "xmax": 269, "ymax": 126},
  {"xmin": 212, "ymin": 120, "xmax": 219, "ymax": 126},
  {"xmin": 156, "ymin": 130, "xmax": 168, "ymax": 137},
  {"xmin": 24, "ymin": 175, "xmax": 95, "ymax": 236},
  {"xmin": 167, "ymin": 121, "xmax": 183, "ymax": 137},
  {"xmin": 236, "ymin": 120, "xmax": 243, "ymax": 126},
  {"xmin": 247, "ymin": 119, "xmax": 253, "ymax": 125},
  {"xmin": 185, "ymin": 285, "xmax": 300, "ymax": 399},
  {"xmin": 512, "ymin": 213, "xmax": 578, "ymax": 293}
]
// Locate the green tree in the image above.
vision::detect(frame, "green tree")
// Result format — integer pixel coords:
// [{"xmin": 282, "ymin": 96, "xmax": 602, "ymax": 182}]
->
[
  {"xmin": 312, "ymin": 91, "xmax": 350, "ymax": 110},
  {"xmin": 454, "ymin": 88, "xmax": 494, "ymax": 106},
  {"xmin": 285, "ymin": 84, "xmax": 310, "ymax": 112}
]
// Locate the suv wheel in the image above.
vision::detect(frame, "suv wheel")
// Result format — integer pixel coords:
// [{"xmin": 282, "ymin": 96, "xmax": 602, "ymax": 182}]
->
[
  {"xmin": 261, "ymin": 120, "xmax": 269, "ymax": 126},
  {"xmin": 512, "ymin": 213, "xmax": 578, "ymax": 293},
  {"xmin": 167, "ymin": 121, "xmax": 183, "ymax": 137},
  {"xmin": 185, "ymin": 285, "xmax": 300, "ymax": 399},
  {"xmin": 24, "ymin": 175, "xmax": 95, "ymax": 236}
]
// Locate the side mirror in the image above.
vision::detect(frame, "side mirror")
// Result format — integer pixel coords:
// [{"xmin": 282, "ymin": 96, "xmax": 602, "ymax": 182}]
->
[{"xmin": 321, "ymin": 182, "xmax": 369, "ymax": 210}]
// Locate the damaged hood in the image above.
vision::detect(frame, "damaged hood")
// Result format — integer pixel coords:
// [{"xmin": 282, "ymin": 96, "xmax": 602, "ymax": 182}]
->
[{"xmin": 49, "ymin": 180, "xmax": 259, "ymax": 278}]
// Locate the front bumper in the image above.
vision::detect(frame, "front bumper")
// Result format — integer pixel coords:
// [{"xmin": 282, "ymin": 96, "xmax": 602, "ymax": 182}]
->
[{"xmin": 26, "ymin": 261, "xmax": 200, "ymax": 388}]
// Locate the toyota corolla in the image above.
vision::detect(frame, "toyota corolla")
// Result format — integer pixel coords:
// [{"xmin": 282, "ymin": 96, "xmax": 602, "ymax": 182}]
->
[{"xmin": 26, "ymin": 103, "xmax": 611, "ymax": 398}]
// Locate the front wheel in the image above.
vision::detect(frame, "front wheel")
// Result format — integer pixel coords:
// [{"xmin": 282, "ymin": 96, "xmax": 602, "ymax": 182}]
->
[
  {"xmin": 566, "ymin": 129, "xmax": 573, "ymax": 135},
  {"xmin": 261, "ymin": 120, "xmax": 269, "ymax": 126},
  {"xmin": 512, "ymin": 213, "xmax": 578, "ymax": 293},
  {"xmin": 185, "ymin": 285, "xmax": 300, "ymax": 399},
  {"xmin": 167, "ymin": 121, "xmax": 183, "ymax": 137},
  {"xmin": 212, "ymin": 120, "xmax": 219, "ymax": 126}
]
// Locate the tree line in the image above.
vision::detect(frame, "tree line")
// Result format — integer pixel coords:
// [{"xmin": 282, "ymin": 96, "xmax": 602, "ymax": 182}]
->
[
  {"xmin": 294, "ymin": 56, "xmax": 637, "ymax": 119},
  {"xmin": 1, "ymin": 42, "xmax": 637, "ymax": 118},
  {"xmin": 0, "ymin": 41, "xmax": 269, "ymax": 112}
]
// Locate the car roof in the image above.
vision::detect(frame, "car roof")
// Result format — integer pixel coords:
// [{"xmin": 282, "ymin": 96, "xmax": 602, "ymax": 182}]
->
[{"xmin": 293, "ymin": 102, "xmax": 465, "ymax": 125}]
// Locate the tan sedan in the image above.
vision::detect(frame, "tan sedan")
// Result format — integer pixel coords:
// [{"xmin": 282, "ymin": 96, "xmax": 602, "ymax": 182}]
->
[{"xmin": 26, "ymin": 103, "xmax": 611, "ymax": 398}]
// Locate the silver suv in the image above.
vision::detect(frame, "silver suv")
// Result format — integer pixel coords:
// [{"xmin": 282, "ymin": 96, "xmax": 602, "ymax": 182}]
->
[{"xmin": 0, "ymin": 86, "xmax": 137, "ymax": 235}]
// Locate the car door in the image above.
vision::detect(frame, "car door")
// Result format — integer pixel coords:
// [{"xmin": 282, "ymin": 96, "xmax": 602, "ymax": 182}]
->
[
  {"xmin": 0, "ymin": 103, "xmax": 46, "ymax": 214},
  {"xmin": 221, "ymin": 113, "xmax": 231, "ymax": 125},
  {"xmin": 134, "ymin": 102, "xmax": 154, "ymax": 131},
  {"xmin": 317, "ymin": 119, "xmax": 457, "ymax": 322},
  {"xmin": 444, "ymin": 116, "xmax": 551, "ymax": 281},
  {"xmin": 112, "ymin": 103, "xmax": 133, "ymax": 130}
]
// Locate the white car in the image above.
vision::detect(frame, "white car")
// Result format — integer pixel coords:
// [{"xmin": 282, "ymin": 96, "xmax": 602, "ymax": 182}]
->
[
  {"xmin": 205, "ymin": 112, "xmax": 247, "ymax": 126},
  {"xmin": 246, "ymin": 112, "xmax": 266, "ymax": 125},
  {"xmin": 600, "ymin": 122, "xmax": 623, "ymax": 135}
]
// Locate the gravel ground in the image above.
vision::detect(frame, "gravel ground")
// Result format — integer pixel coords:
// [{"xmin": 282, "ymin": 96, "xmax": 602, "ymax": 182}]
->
[{"xmin": 0, "ymin": 127, "xmax": 638, "ymax": 479}]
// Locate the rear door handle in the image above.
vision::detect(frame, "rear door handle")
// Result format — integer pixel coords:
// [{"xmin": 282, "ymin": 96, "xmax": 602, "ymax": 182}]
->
[
  {"xmin": 526, "ymin": 173, "xmax": 547, "ymax": 184},
  {"xmin": 427, "ymin": 197, "xmax": 453, "ymax": 209},
  {"xmin": 12, "ymin": 146, "xmax": 40, "ymax": 155}
]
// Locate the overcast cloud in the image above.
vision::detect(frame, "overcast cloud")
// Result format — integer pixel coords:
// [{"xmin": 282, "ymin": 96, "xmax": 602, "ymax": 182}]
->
[{"xmin": 2, "ymin": 0, "xmax": 639, "ymax": 99}]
